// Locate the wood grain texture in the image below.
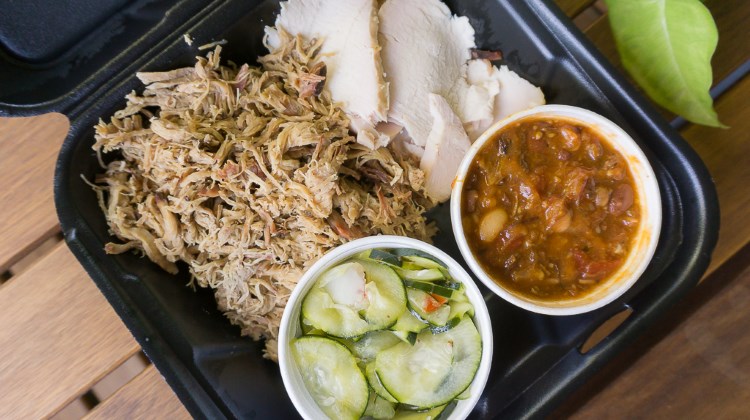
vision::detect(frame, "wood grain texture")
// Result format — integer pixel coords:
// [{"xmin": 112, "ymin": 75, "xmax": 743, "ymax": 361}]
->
[
  {"xmin": 0, "ymin": 113, "xmax": 69, "ymax": 272},
  {"xmin": 554, "ymin": 0, "xmax": 596, "ymax": 18},
  {"xmin": 84, "ymin": 365, "xmax": 191, "ymax": 420},
  {"xmin": 91, "ymin": 353, "xmax": 150, "ymax": 402},
  {"xmin": 569, "ymin": 248, "xmax": 750, "ymax": 419},
  {"xmin": 682, "ymin": 74, "xmax": 750, "ymax": 274},
  {"xmin": 0, "ymin": 242, "xmax": 140, "ymax": 419}
]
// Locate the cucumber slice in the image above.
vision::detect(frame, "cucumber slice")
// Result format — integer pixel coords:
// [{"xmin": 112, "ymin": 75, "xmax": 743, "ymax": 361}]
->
[
  {"xmin": 391, "ymin": 403, "xmax": 449, "ymax": 419},
  {"xmin": 368, "ymin": 249, "xmax": 401, "ymax": 266},
  {"xmin": 355, "ymin": 249, "xmax": 372, "ymax": 259},
  {"xmin": 433, "ymin": 280, "xmax": 461, "ymax": 290},
  {"xmin": 404, "ymin": 280, "xmax": 454, "ymax": 298},
  {"xmin": 428, "ymin": 317, "xmax": 461, "ymax": 335},
  {"xmin": 448, "ymin": 300, "xmax": 474, "ymax": 320},
  {"xmin": 355, "ymin": 259, "xmax": 407, "ymax": 329},
  {"xmin": 301, "ymin": 286, "xmax": 372, "ymax": 338},
  {"xmin": 446, "ymin": 285, "xmax": 473, "ymax": 320},
  {"xmin": 351, "ymin": 330, "xmax": 401, "ymax": 363},
  {"xmin": 391, "ymin": 330, "xmax": 418, "ymax": 345},
  {"xmin": 301, "ymin": 258, "xmax": 406, "ymax": 337},
  {"xmin": 301, "ymin": 325, "xmax": 326, "ymax": 336},
  {"xmin": 392, "ymin": 248, "xmax": 448, "ymax": 268},
  {"xmin": 391, "ymin": 311, "xmax": 428, "ymax": 334},
  {"xmin": 455, "ymin": 387, "xmax": 471, "ymax": 400},
  {"xmin": 449, "ymin": 284, "xmax": 469, "ymax": 301},
  {"xmin": 365, "ymin": 363, "xmax": 399, "ymax": 403},
  {"xmin": 401, "ymin": 261, "xmax": 424, "ymax": 270},
  {"xmin": 364, "ymin": 391, "xmax": 397, "ymax": 419},
  {"xmin": 401, "ymin": 255, "xmax": 447, "ymax": 270},
  {"xmin": 407, "ymin": 289, "xmax": 450, "ymax": 327},
  {"xmin": 375, "ymin": 317, "xmax": 482, "ymax": 409},
  {"xmin": 291, "ymin": 336, "xmax": 369, "ymax": 420},
  {"xmin": 395, "ymin": 268, "xmax": 445, "ymax": 282}
]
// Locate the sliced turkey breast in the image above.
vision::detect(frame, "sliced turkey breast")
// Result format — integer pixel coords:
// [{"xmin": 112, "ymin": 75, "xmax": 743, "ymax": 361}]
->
[
  {"xmin": 379, "ymin": 0, "xmax": 476, "ymax": 155},
  {"xmin": 349, "ymin": 116, "xmax": 403, "ymax": 150},
  {"xmin": 464, "ymin": 59, "xmax": 546, "ymax": 140},
  {"xmin": 420, "ymin": 94, "xmax": 472, "ymax": 202},
  {"xmin": 265, "ymin": 0, "xmax": 388, "ymax": 123}
]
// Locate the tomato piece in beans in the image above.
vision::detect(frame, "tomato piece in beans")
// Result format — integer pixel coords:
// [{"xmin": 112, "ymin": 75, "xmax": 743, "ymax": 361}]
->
[{"xmin": 461, "ymin": 117, "xmax": 640, "ymax": 300}]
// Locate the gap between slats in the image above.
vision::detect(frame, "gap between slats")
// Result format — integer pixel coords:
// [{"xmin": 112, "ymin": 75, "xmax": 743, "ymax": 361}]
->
[
  {"xmin": 0, "ymin": 113, "xmax": 69, "ymax": 273},
  {"xmin": 50, "ymin": 353, "xmax": 153, "ymax": 420}
]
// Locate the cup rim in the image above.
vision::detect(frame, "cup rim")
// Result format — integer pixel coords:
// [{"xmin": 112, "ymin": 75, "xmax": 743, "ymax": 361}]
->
[
  {"xmin": 450, "ymin": 104, "xmax": 662, "ymax": 316},
  {"xmin": 278, "ymin": 235, "xmax": 494, "ymax": 420}
]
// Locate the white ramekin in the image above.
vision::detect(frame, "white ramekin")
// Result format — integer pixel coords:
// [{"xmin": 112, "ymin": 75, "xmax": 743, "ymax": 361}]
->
[
  {"xmin": 450, "ymin": 105, "xmax": 661, "ymax": 316},
  {"xmin": 278, "ymin": 235, "xmax": 493, "ymax": 420}
]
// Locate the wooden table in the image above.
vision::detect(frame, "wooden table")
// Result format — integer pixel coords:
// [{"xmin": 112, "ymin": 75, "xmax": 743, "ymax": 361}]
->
[{"xmin": 1, "ymin": 1, "xmax": 748, "ymax": 418}]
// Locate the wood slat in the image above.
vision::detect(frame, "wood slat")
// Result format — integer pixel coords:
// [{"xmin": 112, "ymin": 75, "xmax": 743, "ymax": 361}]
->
[
  {"xmin": 0, "ymin": 242, "xmax": 140, "ymax": 419},
  {"xmin": 0, "ymin": 114, "xmax": 69, "ymax": 272},
  {"xmin": 554, "ymin": 0, "xmax": 597, "ymax": 18},
  {"xmin": 682, "ymin": 74, "xmax": 750, "ymax": 274},
  {"xmin": 91, "ymin": 353, "xmax": 150, "ymax": 402},
  {"xmin": 569, "ymin": 247, "xmax": 750, "ymax": 418},
  {"xmin": 84, "ymin": 365, "xmax": 191, "ymax": 420}
]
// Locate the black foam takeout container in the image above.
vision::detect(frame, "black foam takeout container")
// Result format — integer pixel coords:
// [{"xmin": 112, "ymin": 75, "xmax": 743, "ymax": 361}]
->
[{"xmin": 1, "ymin": 0, "xmax": 719, "ymax": 418}]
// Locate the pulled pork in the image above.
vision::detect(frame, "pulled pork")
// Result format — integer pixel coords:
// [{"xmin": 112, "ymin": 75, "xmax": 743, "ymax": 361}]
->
[{"xmin": 91, "ymin": 32, "xmax": 435, "ymax": 360}]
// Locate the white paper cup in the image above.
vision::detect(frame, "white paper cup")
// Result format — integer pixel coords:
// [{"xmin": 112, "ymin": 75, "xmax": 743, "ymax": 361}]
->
[
  {"xmin": 278, "ymin": 236, "xmax": 493, "ymax": 420},
  {"xmin": 451, "ymin": 105, "xmax": 661, "ymax": 316}
]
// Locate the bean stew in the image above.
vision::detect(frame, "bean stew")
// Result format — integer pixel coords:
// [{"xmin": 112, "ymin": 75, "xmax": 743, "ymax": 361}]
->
[{"xmin": 461, "ymin": 117, "xmax": 640, "ymax": 301}]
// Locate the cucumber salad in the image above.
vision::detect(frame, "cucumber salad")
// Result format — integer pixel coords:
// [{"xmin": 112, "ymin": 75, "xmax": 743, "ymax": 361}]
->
[{"xmin": 290, "ymin": 248, "xmax": 482, "ymax": 420}]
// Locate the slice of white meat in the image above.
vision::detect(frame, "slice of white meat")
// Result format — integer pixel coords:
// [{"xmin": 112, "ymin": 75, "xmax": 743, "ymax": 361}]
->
[
  {"xmin": 379, "ymin": 0, "xmax": 476, "ymax": 155},
  {"xmin": 350, "ymin": 116, "xmax": 403, "ymax": 150},
  {"xmin": 265, "ymin": 0, "xmax": 388, "ymax": 123},
  {"xmin": 464, "ymin": 59, "xmax": 546, "ymax": 140},
  {"xmin": 420, "ymin": 94, "xmax": 472, "ymax": 202}
]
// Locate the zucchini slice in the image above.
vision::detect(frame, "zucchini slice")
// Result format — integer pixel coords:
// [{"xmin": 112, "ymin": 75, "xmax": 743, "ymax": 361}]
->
[
  {"xmin": 291, "ymin": 336, "xmax": 369, "ymax": 420},
  {"xmin": 375, "ymin": 317, "xmax": 482, "ymax": 409}
]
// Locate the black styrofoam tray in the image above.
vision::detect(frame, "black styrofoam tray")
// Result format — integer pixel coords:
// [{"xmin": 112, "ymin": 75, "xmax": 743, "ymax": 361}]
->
[{"xmin": 1, "ymin": 0, "xmax": 719, "ymax": 418}]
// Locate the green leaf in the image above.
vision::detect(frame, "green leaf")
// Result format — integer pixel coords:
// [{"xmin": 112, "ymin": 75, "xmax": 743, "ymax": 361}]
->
[{"xmin": 605, "ymin": 0, "xmax": 725, "ymax": 127}]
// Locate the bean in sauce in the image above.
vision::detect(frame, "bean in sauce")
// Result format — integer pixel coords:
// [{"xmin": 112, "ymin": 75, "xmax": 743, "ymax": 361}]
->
[{"xmin": 461, "ymin": 117, "xmax": 640, "ymax": 300}]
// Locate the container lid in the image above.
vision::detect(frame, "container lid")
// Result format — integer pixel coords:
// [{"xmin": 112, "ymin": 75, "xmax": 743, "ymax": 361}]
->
[{"xmin": 0, "ymin": 0, "xmax": 215, "ymax": 117}]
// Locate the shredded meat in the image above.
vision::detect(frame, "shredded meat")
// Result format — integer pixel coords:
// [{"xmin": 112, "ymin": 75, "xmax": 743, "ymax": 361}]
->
[
  {"xmin": 296, "ymin": 61, "xmax": 327, "ymax": 98},
  {"xmin": 91, "ymin": 32, "xmax": 435, "ymax": 361}
]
